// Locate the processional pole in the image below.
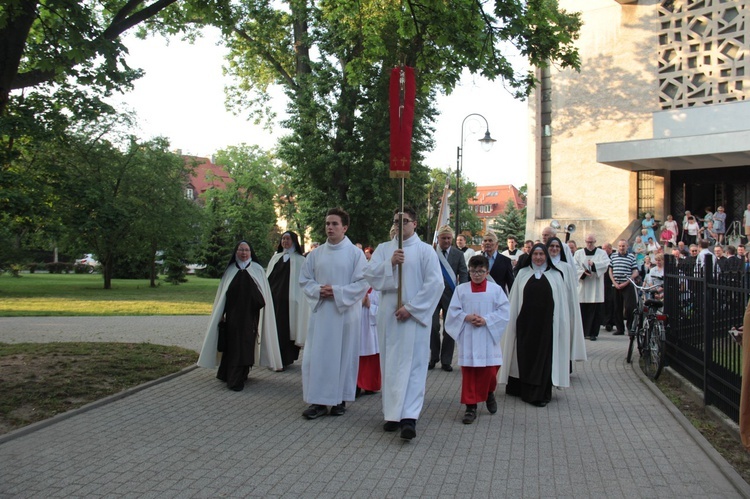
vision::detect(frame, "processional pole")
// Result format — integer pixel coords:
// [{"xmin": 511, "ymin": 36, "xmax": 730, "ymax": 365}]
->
[{"xmin": 389, "ymin": 65, "xmax": 416, "ymax": 309}]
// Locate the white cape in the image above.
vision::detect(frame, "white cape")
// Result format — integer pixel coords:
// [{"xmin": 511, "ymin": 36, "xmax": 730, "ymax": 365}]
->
[{"xmin": 197, "ymin": 262, "xmax": 283, "ymax": 371}]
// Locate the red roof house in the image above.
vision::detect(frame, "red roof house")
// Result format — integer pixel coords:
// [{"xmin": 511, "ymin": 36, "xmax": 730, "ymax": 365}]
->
[
  {"xmin": 183, "ymin": 155, "xmax": 232, "ymax": 203},
  {"xmin": 469, "ymin": 185, "xmax": 526, "ymax": 236}
]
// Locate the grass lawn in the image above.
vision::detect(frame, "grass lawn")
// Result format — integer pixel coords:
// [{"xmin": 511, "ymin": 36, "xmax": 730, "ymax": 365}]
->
[
  {"xmin": 0, "ymin": 342, "xmax": 197, "ymax": 435},
  {"xmin": 0, "ymin": 273, "xmax": 217, "ymax": 316}
]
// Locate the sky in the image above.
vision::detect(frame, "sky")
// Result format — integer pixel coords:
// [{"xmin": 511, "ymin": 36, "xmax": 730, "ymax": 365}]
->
[{"xmin": 113, "ymin": 28, "xmax": 529, "ymax": 189}]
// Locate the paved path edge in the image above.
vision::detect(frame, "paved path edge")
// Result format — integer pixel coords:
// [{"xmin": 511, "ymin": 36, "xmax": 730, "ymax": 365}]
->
[
  {"xmin": 630, "ymin": 360, "xmax": 750, "ymax": 497},
  {"xmin": 0, "ymin": 364, "xmax": 199, "ymax": 446}
]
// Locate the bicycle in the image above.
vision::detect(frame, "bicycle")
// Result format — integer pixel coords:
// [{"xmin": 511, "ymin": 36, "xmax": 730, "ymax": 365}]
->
[{"xmin": 626, "ymin": 278, "xmax": 668, "ymax": 380}]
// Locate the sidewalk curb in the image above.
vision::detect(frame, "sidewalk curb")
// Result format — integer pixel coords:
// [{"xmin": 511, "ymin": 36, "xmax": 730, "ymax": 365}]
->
[
  {"xmin": 0, "ymin": 364, "xmax": 198, "ymax": 446},
  {"xmin": 630, "ymin": 361, "xmax": 750, "ymax": 497}
]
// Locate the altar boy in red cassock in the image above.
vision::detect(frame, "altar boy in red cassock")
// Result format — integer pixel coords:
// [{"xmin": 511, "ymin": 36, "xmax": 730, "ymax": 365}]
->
[{"xmin": 445, "ymin": 254, "xmax": 510, "ymax": 424}]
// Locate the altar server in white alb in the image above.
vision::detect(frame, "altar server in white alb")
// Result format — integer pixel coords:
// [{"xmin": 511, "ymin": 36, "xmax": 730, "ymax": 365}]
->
[
  {"xmin": 445, "ymin": 254, "xmax": 510, "ymax": 425},
  {"xmin": 364, "ymin": 206, "xmax": 443, "ymax": 441},
  {"xmin": 574, "ymin": 234, "xmax": 611, "ymax": 341},
  {"xmin": 299, "ymin": 207, "xmax": 369, "ymax": 420}
]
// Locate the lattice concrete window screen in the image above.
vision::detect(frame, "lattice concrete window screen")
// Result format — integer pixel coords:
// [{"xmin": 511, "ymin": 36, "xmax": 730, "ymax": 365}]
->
[{"xmin": 657, "ymin": 0, "xmax": 749, "ymax": 109}]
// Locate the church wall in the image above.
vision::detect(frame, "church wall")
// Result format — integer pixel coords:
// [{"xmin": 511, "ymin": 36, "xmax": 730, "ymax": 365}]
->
[{"xmin": 526, "ymin": 0, "xmax": 663, "ymax": 244}]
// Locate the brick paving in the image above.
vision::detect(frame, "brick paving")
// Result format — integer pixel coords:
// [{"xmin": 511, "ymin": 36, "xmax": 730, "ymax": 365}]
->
[{"xmin": 0, "ymin": 316, "xmax": 748, "ymax": 498}]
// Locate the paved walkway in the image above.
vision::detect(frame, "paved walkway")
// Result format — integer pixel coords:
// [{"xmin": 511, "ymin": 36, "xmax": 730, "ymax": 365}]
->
[{"xmin": 0, "ymin": 317, "xmax": 749, "ymax": 498}]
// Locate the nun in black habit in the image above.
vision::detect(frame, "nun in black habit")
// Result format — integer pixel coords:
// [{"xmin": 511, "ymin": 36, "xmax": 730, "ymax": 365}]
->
[
  {"xmin": 498, "ymin": 242, "xmax": 578, "ymax": 407},
  {"xmin": 198, "ymin": 241, "xmax": 282, "ymax": 390}
]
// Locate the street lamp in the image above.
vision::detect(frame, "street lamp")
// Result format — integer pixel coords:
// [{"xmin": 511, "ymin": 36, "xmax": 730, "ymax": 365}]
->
[{"xmin": 456, "ymin": 113, "xmax": 496, "ymax": 236}]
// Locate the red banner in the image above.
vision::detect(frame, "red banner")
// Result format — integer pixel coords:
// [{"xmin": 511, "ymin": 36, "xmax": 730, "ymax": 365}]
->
[{"xmin": 389, "ymin": 66, "xmax": 416, "ymax": 179}]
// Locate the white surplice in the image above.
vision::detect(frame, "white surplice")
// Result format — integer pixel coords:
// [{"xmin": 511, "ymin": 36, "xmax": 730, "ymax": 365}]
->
[
  {"xmin": 299, "ymin": 236, "xmax": 369, "ymax": 406},
  {"xmin": 551, "ymin": 254, "xmax": 587, "ymax": 364},
  {"xmin": 444, "ymin": 282, "xmax": 510, "ymax": 367},
  {"xmin": 360, "ymin": 289, "xmax": 380, "ymax": 356},
  {"xmin": 364, "ymin": 234, "xmax": 443, "ymax": 422},
  {"xmin": 197, "ymin": 262, "xmax": 283, "ymax": 371},
  {"xmin": 574, "ymin": 247, "xmax": 611, "ymax": 303},
  {"xmin": 266, "ymin": 251, "xmax": 311, "ymax": 347}
]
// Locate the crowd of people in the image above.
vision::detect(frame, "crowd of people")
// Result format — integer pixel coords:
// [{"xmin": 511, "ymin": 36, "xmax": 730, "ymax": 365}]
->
[{"xmin": 196, "ymin": 205, "xmax": 750, "ymax": 440}]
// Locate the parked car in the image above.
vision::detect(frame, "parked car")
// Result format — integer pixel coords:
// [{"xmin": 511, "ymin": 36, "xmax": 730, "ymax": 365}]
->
[{"xmin": 74, "ymin": 254, "xmax": 100, "ymax": 273}]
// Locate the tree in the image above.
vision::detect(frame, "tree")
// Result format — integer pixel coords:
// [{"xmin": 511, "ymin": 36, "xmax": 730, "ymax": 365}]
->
[
  {"xmin": 204, "ymin": 144, "xmax": 279, "ymax": 265},
  {"xmin": 491, "ymin": 200, "xmax": 527, "ymax": 245},
  {"xmin": 201, "ymin": 0, "xmax": 580, "ymax": 244},
  {"xmin": 0, "ymin": 0, "xmax": 187, "ymax": 115},
  {"xmin": 48, "ymin": 115, "xmax": 196, "ymax": 289}
]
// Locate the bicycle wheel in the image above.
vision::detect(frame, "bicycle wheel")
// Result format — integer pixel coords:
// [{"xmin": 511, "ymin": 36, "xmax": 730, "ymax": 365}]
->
[
  {"xmin": 650, "ymin": 321, "xmax": 666, "ymax": 380},
  {"xmin": 642, "ymin": 320, "xmax": 665, "ymax": 380},
  {"xmin": 626, "ymin": 309, "xmax": 639, "ymax": 363}
]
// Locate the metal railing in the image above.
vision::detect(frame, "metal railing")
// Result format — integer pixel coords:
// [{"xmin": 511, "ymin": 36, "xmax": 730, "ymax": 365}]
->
[{"xmin": 662, "ymin": 254, "xmax": 748, "ymax": 422}]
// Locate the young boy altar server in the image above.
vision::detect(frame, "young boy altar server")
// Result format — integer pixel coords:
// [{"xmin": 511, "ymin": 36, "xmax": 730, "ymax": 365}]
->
[{"xmin": 445, "ymin": 254, "xmax": 510, "ymax": 424}]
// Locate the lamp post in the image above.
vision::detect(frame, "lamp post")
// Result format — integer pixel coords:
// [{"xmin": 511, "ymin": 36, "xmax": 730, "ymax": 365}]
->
[{"xmin": 455, "ymin": 113, "xmax": 496, "ymax": 237}]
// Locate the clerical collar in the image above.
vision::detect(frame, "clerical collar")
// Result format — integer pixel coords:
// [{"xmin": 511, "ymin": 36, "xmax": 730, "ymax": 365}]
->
[
  {"xmin": 470, "ymin": 280, "xmax": 487, "ymax": 293},
  {"xmin": 584, "ymin": 247, "xmax": 597, "ymax": 255}
]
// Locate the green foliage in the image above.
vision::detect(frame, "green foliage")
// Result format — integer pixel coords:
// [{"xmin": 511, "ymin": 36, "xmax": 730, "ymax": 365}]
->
[
  {"xmin": 491, "ymin": 200, "xmax": 527, "ymax": 246},
  {"xmin": 210, "ymin": 0, "xmax": 580, "ymax": 247},
  {"xmin": 203, "ymin": 145, "xmax": 279, "ymax": 265},
  {"xmin": 422, "ymin": 168, "xmax": 481, "ymax": 244},
  {"xmin": 163, "ymin": 251, "xmax": 188, "ymax": 285}
]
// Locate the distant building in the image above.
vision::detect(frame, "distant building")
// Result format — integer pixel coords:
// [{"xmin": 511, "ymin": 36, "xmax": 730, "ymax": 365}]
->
[
  {"xmin": 525, "ymin": 0, "xmax": 750, "ymax": 244},
  {"xmin": 468, "ymin": 184, "xmax": 526, "ymax": 242},
  {"xmin": 183, "ymin": 155, "xmax": 232, "ymax": 204}
]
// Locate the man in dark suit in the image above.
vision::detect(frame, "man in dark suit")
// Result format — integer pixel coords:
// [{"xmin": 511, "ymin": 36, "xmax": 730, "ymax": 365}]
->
[
  {"xmin": 482, "ymin": 231, "xmax": 514, "ymax": 295},
  {"xmin": 430, "ymin": 225, "xmax": 469, "ymax": 372}
]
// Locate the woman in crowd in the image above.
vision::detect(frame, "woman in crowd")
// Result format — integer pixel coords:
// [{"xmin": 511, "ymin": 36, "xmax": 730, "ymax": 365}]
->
[
  {"xmin": 266, "ymin": 231, "xmax": 310, "ymax": 367},
  {"xmin": 632, "ymin": 235, "xmax": 647, "ymax": 266},
  {"xmin": 645, "ymin": 254, "xmax": 665, "ymax": 300},
  {"xmin": 699, "ymin": 221, "xmax": 718, "ymax": 245},
  {"xmin": 499, "ymin": 243, "xmax": 586, "ymax": 407},
  {"xmin": 639, "ymin": 254, "xmax": 654, "ymax": 283},
  {"xmin": 646, "ymin": 236, "xmax": 660, "ymax": 254},
  {"xmin": 713, "ymin": 206, "xmax": 726, "ymax": 244},
  {"xmin": 642, "ymin": 212, "xmax": 656, "ymax": 243},
  {"xmin": 682, "ymin": 210, "xmax": 693, "ymax": 243},
  {"xmin": 663, "ymin": 214, "xmax": 679, "ymax": 246},
  {"xmin": 198, "ymin": 241, "xmax": 282, "ymax": 391},
  {"xmin": 685, "ymin": 215, "xmax": 700, "ymax": 245}
]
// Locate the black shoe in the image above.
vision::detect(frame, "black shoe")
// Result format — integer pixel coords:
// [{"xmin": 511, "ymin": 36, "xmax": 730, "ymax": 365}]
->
[
  {"xmin": 486, "ymin": 392, "xmax": 497, "ymax": 414},
  {"xmin": 383, "ymin": 420, "xmax": 400, "ymax": 432},
  {"xmin": 613, "ymin": 331, "xmax": 624, "ymax": 336},
  {"xmin": 462, "ymin": 408, "xmax": 477, "ymax": 424},
  {"xmin": 532, "ymin": 401, "xmax": 548, "ymax": 407},
  {"xmin": 605, "ymin": 325, "xmax": 613, "ymax": 332},
  {"xmin": 441, "ymin": 364, "xmax": 453, "ymax": 372},
  {"xmin": 400, "ymin": 419, "xmax": 416, "ymax": 440},
  {"xmin": 329, "ymin": 402, "xmax": 346, "ymax": 416},
  {"xmin": 302, "ymin": 404, "xmax": 328, "ymax": 419},
  {"xmin": 428, "ymin": 360, "xmax": 437, "ymax": 370},
  {"xmin": 590, "ymin": 336, "xmax": 598, "ymax": 341}
]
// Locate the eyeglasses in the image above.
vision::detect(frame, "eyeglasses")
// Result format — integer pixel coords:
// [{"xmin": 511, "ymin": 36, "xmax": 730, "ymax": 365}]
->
[
  {"xmin": 392, "ymin": 219, "xmax": 413, "ymax": 225},
  {"xmin": 548, "ymin": 244, "xmax": 561, "ymax": 249},
  {"xmin": 469, "ymin": 269, "xmax": 487, "ymax": 275}
]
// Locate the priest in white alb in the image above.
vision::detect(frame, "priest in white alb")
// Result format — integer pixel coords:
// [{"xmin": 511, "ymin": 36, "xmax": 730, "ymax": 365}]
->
[
  {"xmin": 574, "ymin": 233, "xmax": 612, "ymax": 341},
  {"xmin": 364, "ymin": 206, "xmax": 443, "ymax": 441}
]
